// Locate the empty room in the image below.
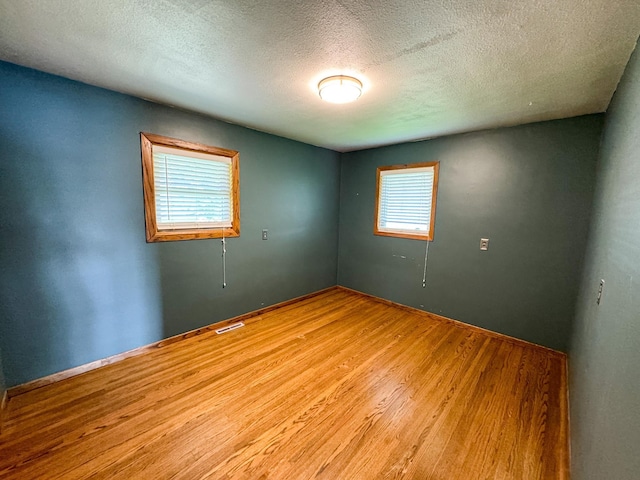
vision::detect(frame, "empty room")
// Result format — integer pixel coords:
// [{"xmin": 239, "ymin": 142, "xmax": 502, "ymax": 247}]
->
[{"xmin": 0, "ymin": 1, "xmax": 639, "ymax": 479}]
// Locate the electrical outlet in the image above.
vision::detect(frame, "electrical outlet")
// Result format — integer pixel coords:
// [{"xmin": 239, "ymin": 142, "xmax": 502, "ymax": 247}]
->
[
  {"xmin": 597, "ymin": 279, "xmax": 605, "ymax": 305},
  {"xmin": 480, "ymin": 238, "xmax": 489, "ymax": 251},
  {"xmin": 262, "ymin": 229, "xmax": 268, "ymax": 240}
]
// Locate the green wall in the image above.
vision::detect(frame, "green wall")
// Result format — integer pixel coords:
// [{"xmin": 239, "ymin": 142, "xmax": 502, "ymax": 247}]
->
[
  {"xmin": 569, "ymin": 40, "xmax": 640, "ymax": 479},
  {"xmin": 338, "ymin": 116, "xmax": 602, "ymax": 351},
  {"xmin": 0, "ymin": 61, "xmax": 340, "ymax": 387},
  {"xmin": 0, "ymin": 350, "xmax": 6, "ymax": 405}
]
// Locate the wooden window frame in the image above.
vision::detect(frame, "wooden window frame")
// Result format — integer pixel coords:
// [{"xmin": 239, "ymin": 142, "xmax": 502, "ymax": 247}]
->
[
  {"xmin": 374, "ymin": 161, "xmax": 439, "ymax": 241},
  {"xmin": 140, "ymin": 133, "xmax": 240, "ymax": 242}
]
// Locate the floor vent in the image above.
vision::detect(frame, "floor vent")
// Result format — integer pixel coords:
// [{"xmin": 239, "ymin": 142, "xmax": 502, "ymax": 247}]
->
[{"xmin": 215, "ymin": 322, "xmax": 245, "ymax": 334}]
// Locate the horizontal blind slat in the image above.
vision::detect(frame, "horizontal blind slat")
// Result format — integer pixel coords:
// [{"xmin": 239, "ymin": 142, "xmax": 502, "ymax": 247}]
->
[
  {"xmin": 378, "ymin": 167, "xmax": 435, "ymax": 234},
  {"xmin": 154, "ymin": 150, "xmax": 234, "ymax": 228}
]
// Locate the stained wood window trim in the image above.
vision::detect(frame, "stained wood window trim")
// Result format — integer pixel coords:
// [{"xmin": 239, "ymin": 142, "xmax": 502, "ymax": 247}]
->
[
  {"xmin": 140, "ymin": 132, "xmax": 240, "ymax": 242},
  {"xmin": 374, "ymin": 161, "xmax": 439, "ymax": 241}
]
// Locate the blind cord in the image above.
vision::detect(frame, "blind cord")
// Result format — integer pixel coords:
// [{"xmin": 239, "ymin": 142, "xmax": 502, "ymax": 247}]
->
[
  {"xmin": 422, "ymin": 240, "xmax": 430, "ymax": 288},
  {"xmin": 221, "ymin": 228, "xmax": 227, "ymax": 288}
]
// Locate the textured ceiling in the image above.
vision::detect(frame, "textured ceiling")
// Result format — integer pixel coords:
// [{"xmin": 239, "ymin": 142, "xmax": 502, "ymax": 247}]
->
[{"xmin": 1, "ymin": 0, "xmax": 639, "ymax": 152}]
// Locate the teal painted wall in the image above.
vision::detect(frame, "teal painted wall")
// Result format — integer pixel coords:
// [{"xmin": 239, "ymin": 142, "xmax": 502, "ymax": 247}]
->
[
  {"xmin": 0, "ymin": 350, "xmax": 6, "ymax": 403},
  {"xmin": 569, "ymin": 40, "xmax": 640, "ymax": 480},
  {"xmin": 338, "ymin": 116, "xmax": 602, "ymax": 351},
  {"xmin": 0, "ymin": 61, "xmax": 340, "ymax": 387}
]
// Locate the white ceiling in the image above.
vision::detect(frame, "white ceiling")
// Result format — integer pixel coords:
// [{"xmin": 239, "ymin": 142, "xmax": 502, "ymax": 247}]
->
[{"xmin": 1, "ymin": 0, "xmax": 639, "ymax": 152}]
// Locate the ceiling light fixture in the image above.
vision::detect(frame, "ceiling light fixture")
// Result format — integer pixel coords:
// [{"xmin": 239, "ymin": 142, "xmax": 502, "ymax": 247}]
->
[{"xmin": 318, "ymin": 75, "xmax": 363, "ymax": 104}]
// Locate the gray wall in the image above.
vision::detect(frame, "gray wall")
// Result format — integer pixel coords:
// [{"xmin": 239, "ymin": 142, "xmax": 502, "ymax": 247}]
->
[
  {"xmin": 338, "ymin": 116, "xmax": 602, "ymax": 351},
  {"xmin": 569, "ymin": 41, "xmax": 640, "ymax": 480},
  {"xmin": 0, "ymin": 61, "xmax": 340, "ymax": 387}
]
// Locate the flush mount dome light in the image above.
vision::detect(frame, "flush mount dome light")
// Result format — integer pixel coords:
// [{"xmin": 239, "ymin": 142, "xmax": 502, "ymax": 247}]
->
[{"xmin": 318, "ymin": 75, "xmax": 363, "ymax": 104}]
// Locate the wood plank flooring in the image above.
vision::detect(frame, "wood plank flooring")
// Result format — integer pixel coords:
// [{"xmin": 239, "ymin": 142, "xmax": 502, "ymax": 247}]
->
[{"xmin": 0, "ymin": 288, "xmax": 568, "ymax": 479}]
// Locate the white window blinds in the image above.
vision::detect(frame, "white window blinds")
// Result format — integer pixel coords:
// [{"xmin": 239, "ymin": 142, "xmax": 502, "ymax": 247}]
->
[
  {"xmin": 377, "ymin": 166, "xmax": 435, "ymax": 234},
  {"xmin": 153, "ymin": 145, "xmax": 233, "ymax": 230}
]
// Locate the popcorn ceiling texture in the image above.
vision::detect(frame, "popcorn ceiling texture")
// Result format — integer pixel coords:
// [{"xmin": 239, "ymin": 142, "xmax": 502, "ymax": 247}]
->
[{"xmin": 0, "ymin": 0, "xmax": 638, "ymax": 151}]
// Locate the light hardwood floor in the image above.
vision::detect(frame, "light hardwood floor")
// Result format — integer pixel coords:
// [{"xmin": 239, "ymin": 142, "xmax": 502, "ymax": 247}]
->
[{"xmin": 0, "ymin": 287, "xmax": 568, "ymax": 479}]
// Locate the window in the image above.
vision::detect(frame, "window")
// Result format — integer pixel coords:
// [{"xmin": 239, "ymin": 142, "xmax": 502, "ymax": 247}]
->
[
  {"xmin": 374, "ymin": 162, "xmax": 439, "ymax": 241},
  {"xmin": 140, "ymin": 133, "xmax": 240, "ymax": 242}
]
